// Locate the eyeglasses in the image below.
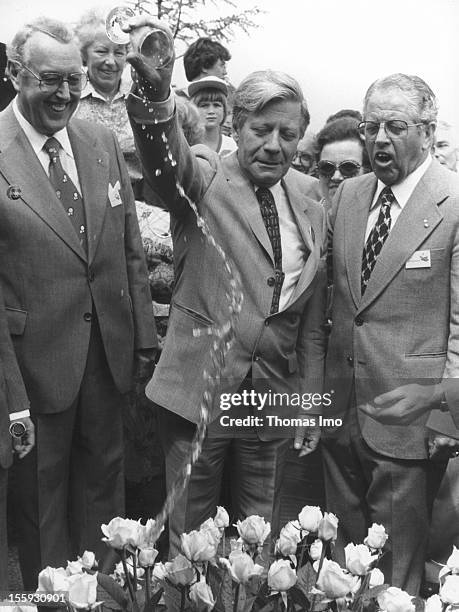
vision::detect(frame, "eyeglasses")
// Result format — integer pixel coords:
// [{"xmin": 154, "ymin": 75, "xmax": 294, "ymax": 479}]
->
[
  {"xmin": 317, "ymin": 159, "xmax": 361, "ymax": 179},
  {"xmin": 17, "ymin": 62, "xmax": 87, "ymax": 92},
  {"xmin": 358, "ymin": 120, "xmax": 424, "ymax": 140}
]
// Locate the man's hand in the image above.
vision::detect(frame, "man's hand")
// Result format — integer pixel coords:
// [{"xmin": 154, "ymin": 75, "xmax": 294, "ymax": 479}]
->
[
  {"xmin": 428, "ymin": 434, "xmax": 459, "ymax": 461},
  {"xmin": 11, "ymin": 416, "xmax": 35, "ymax": 459},
  {"xmin": 124, "ymin": 15, "xmax": 175, "ymax": 102},
  {"xmin": 360, "ymin": 383, "xmax": 440, "ymax": 425},
  {"xmin": 132, "ymin": 348, "xmax": 157, "ymax": 395},
  {"xmin": 294, "ymin": 424, "xmax": 321, "ymax": 457}
]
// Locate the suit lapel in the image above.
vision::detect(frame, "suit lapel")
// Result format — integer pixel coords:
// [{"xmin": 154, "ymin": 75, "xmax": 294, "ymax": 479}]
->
[
  {"xmin": 68, "ymin": 122, "xmax": 109, "ymax": 264},
  {"xmin": 224, "ymin": 153, "xmax": 274, "ymax": 262},
  {"xmin": 0, "ymin": 108, "xmax": 86, "ymax": 259},
  {"xmin": 344, "ymin": 175, "xmax": 377, "ymax": 308},
  {"xmin": 358, "ymin": 163, "xmax": 445, "ymax": 312}
]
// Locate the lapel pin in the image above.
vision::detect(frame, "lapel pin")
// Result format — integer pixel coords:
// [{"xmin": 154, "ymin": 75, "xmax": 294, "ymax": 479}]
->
[
  {"xmin": 7, "ymin": 185, "xmax": 21, "ymax": 200},
  {"xmin": 423, "ymin": 219, "xmax": 429, "ymax": 228}
]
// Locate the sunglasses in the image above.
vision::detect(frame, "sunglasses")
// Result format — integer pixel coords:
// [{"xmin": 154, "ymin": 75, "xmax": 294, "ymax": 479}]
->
[{"xmin": 317, "ymin": 159, "xmax": 361, "ymax": 179}]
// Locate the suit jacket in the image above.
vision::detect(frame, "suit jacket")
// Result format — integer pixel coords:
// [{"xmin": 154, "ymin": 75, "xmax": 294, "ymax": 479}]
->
[
  {"xmin": 129, "ymin": 107, "xmax": 327, "ymax": 424},
  {"xmin": 0, "ymin": 283, "xmax": 29, "ymax": 469},
  {"xmin": 0, "ymin": 104, "xmax": 156, "ymax": 414},
  {"xmin": 326, "ymin": 161, "xmax": 459, "ymax": 458}
]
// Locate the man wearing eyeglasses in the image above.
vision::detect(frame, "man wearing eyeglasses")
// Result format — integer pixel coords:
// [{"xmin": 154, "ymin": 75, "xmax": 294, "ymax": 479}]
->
[
  {"xmin": 323, "ymin": 73, "xmax": 459, "ymax": 595},
  {"xmin": 0, "ymin": 17, "xmax": 156, "ymax": 588}
]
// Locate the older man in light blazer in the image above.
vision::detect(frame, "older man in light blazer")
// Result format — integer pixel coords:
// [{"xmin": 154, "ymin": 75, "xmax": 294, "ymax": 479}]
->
[
  {"xmin": 323, "ymin": 73, "xmax": 459, "ymax": 595},
  {"xmin": 126, "ymin": 17, "xmax": 327, "ymax": 555},
  {"xmin": 1, "ymin": 17, "xmax": 156, "ymax": 588}
]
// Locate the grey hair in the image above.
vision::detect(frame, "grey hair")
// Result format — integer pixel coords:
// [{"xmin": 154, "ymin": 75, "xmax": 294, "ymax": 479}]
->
[
  {"xmin": 75, "ymin": 7, "xmax": 128, "ymax": 62},
  {"xmin": 232, "ymin": 70, "xmax": 310, "ymax": 134},
  {"xmin": 7, "ymin": 17, "xmax": 75, "ymax": 64},
  {"xmin": 363, "ymin": 73, "xmax": 438, "ymax": 124}
]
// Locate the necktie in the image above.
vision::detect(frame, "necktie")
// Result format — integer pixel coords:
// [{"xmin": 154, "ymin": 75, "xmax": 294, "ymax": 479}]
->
[
  {"xmin": 361, "ymin": 186, "xmax": 395, "ymax": 295},
  {"xmin": 43, "ymin": 137, "xmax": 87, "ymax": 254},
  {"xmin": 256, "ymin": 186, "xmax": 284, "ymax": 313}
]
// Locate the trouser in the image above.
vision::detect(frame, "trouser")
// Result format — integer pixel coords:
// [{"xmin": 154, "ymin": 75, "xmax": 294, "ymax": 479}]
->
[
  {"xmin": 156, "ymin": 404, "xmax": 289, "ymax": 557},
  {"xmin": 321, "ymin": 406, "xmax": 445, "ymax": 596}
]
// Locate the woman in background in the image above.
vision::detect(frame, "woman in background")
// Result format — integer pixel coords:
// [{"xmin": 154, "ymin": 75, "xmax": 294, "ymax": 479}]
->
[
  {"xmin": 74, "ymin": 9, "xmax": 146, "ymax": 200},
  {"xmin": 314, "ymin": 116, "xmax": 369, "ymax": 209}
]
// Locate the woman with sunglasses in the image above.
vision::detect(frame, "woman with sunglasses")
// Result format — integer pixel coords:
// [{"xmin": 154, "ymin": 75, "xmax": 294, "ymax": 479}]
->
[{"xmin": 315, "ymin": 116, "xmax": 370, "ymax": 209}]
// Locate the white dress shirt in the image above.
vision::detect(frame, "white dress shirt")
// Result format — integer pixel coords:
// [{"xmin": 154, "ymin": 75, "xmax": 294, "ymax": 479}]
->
[
  {"xmin": 12, "ymin": 99, "xmax": 82, "ymax": 194},
  {"xmin": 364, "ymin": 155, "xmax": 432, "ymax": 242}
]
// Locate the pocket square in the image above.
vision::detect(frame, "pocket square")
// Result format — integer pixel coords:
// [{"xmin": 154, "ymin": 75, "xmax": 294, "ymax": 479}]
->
[{"xmin": 108, "ymin": 181, "xmax": 122, "ymax": 207}]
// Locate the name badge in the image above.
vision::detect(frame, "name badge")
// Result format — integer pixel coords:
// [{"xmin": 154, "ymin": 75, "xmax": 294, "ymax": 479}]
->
[
  {"xmin": 108, "ymin": 181, "xmax": 122, "ymax": 207},
  {"xmin": 405, "ymin": 249, "xmax": 431, "ymax": 269}
]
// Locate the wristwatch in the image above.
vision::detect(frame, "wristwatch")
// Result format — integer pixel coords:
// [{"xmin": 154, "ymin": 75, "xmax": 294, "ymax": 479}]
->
[{"xmin": 9, "ymin": 421, "xmax": 26, "ymax": 438}]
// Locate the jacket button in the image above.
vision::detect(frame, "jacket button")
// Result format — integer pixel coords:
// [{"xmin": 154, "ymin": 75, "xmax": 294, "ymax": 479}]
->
[
  {"xmin": 346, "ymin": 355, "xmax": 354, "ymax": 366},
  {"xmin": 254, "ymin": 355, "xmax": 260, "ymax": 362},
  {"xmin": 264, "ymin": 319, "xmax": 270, "ymax": 326},
  {"xmin": 355, "ymin": 316, "xmax": 364, "ymax": 326},
  {"xmin": 83, "ymin": 312, "xmax": 92, "ymax": 322},
  {"xmin": 267, "ymin": 277, "xmax": 275, "ymax": 287}
]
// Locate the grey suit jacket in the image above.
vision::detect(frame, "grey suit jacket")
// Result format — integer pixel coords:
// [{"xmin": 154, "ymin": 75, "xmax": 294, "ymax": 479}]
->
[
  {"xmin": 0, "ymin": 105, "xmax": 156, "ymax": 413},
  {"xmin": 0, "ymin": 283, "xmax": 29, "ymax": 469},
  {"xmin": 326, "ymin": 161, "xmax": 459, "ymax": 458},
  {"xmin": 129, "ymin": 107, "xmax": 328, "ymax": 424}
]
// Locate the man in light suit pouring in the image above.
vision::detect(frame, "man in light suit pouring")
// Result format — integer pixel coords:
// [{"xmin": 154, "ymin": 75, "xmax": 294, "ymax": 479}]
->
[
  {"xmin": 126, "ymin": 17, "xmax": 328, "ymax": 555},
  {"xmin": 323, "ymin": 73, "xmax": 459, "ymax": 595}
]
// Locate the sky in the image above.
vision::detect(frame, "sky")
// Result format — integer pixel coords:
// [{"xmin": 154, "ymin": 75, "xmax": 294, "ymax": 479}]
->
[{"xmin": 1, "ymin": 0, "xmax": 458, "ymax": 131}]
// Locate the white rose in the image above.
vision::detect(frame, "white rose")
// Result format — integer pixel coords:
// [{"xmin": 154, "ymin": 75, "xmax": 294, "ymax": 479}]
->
[
  {"xmin": 440, "ymin": 574, "xmax": 459, "ymax": 605},
  {"xmin": 181, "ymin": 530, "xmax": 217, "ymax": 562},
  {"xmin": 37, "ymin": 567, "xmax": 69, "ymax": 593},
  {"xmin": 424, "ymin": 594, "xmax": 443, "ymax": 612},
  {"xmin": 79, "ymin": 551, "xmax": 96, "ymax": 570},
  {"xmin": 275, "ymin": 521, "xmax": 302, "ymax": 556},
  {"xmin": 236, "ymin": 516, "xmax": 270, "ymax": 546},
  {"xmin": 377, "ymin": 586, "xmax": 415, "ymax": 612},
  {"xmin": 214, "ymin": 506, "xmax": 230, "ymax": 529},
  {"xmin": 138, "ymin": 547, "xmax": 159, "ymax": 568},
  {"xmin": 101, "ymin": 517, "xmax": 142, "ymax": 549},
  {"xmin": 298, "ymin": 506, "xmax": 323, "ymax": 532},
  {"xmin": 446, "ymin": 546, "xmax": 459, "ymax": 573},
  {"xmin": 316, "ymin": 558, "xmax": 355, "ymax": 598},
  {"xmin": 364, "ymin": 523, "xmax": 388, "ymax": 550},
  {"xmin": 164, "ymin": 554, "xmax": 196, "ymax": 586},
  {"xmin": 369, "ymin": 568, "xmax": 385, "ymax": 587},
  {"xmin": 189, "ymin": 581, "xmax": 215, "ymax": 611},
  {"xmin": 66, "ymin": 560, "xmax": 84, "ymax": 575},
  {"xmin": 267, "ymin": 559, "xmax": 297, "ymax": 592},
  {"xmin": 344, "ymin": 543, "xmax": 378, "ymax": 575},
  {"xmin": 317, "ymin": 513, "xmax": 339, "ymax": 542},
  {"xmin": 220, "ymin": 550, "xmax": 264, "ymax": 585},
  {"xmin": 67, "ymin": 573, "xmax": 98, "ymax": 609}
]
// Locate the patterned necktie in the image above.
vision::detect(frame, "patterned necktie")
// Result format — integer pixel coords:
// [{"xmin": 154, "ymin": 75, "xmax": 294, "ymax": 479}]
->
[
  {"xmin": 256, "ymin": 187, "xmax": 285, "ymax": 314},
  {"xmin": 361, "ymin": 186, "xmax": 395, "ymax": 295},
  {"xmin": 43, "ymin": 137, "xmax": 87, "ymax": 254}
]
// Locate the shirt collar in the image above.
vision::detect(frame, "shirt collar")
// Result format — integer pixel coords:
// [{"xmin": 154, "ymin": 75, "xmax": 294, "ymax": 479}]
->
[
  {"xmin": 371, "ymin": 155, "xmax": 432, "ymax": 210},
  {"xmin": 12, "ymin": 98, "xmax": 75, "ymax": 159},
  {"xmin": 79, "ymin": 67, "xmax": 131, "ymax": 102}
]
